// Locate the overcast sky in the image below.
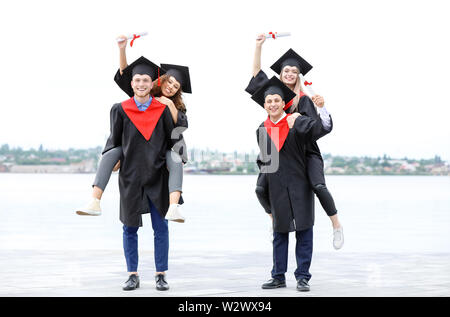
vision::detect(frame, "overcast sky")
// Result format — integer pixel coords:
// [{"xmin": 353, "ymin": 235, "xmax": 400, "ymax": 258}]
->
[{"xmin": 1, "ymin": 0, "xmax": 449, "ymax": 160}]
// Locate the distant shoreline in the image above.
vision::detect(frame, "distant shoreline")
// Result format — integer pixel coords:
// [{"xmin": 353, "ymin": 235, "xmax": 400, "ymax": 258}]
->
[{"xmin": 1, "ymin": 145, "xmax": 449, "ymax": 176}]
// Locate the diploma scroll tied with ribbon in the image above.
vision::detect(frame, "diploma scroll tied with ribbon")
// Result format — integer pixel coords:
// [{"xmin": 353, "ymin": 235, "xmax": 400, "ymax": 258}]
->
[
  {"xmin": 262, "ymin": 32, "xmax": 291, "ymax": 39},
  {"xmin": 116, "ymin": 32, "xmax": 148, "ymax": 47}
]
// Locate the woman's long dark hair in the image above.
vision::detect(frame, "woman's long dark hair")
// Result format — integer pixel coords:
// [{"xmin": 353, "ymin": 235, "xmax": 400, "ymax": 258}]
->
[{"xmin": 151, "ymin": 74, "xmax": 186, "ymax": 113}]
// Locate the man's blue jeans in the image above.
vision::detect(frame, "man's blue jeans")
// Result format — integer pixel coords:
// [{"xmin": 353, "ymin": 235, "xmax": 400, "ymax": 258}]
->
[{"xmin": 123, "ymin": 199, "xmax": 169, "ymax": 272}]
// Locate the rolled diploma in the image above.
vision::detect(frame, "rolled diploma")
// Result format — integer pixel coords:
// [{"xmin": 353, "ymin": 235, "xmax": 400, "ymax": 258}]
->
[
  {"xmin": 264, "ymin": 32, "xmax": 291, "ymax": 39},
  {"xmin": 299, "ymin": 74, "xmax": 316, "ymax": 97},
  {"xmin": 116, "ymin": 32, "xmax": 148, "ymax": 42}
]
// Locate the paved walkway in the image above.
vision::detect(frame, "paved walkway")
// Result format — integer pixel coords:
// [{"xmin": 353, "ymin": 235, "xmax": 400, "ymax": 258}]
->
[{"xmin": 1, "ymin": 250, "xmax": 449, "ymax": 297}]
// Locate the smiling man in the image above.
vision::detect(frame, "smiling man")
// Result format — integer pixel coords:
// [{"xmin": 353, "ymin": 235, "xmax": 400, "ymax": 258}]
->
[
  {"xmin": 102, "ymin": 56, "xmax": 177, "ymax": 292},
  {"xmin": 252, "ymin": 76, "xmax": 329, "ymax": 292}
]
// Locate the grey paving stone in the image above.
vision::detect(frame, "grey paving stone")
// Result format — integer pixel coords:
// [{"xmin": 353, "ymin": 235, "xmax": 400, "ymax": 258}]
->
[{"xmin": 1, "ymin": 250, "xmax": 449, "ymax": 297}]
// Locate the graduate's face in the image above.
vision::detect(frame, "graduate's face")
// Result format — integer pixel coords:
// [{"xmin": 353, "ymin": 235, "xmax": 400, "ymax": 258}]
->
[
  {"xmin": 264, "ymin": 94, "xmax": 285, "ymax": 118},
  {"xmin": 281, "ymin": 66, "xmax": 299, "ymax": 86},
  {"xmin": 131, "ymin": 74, "xmax": 153, "ymax": 97},
  {"xmin": 161, "ymin": 76, "xmax": 181, "ymax": 97}
]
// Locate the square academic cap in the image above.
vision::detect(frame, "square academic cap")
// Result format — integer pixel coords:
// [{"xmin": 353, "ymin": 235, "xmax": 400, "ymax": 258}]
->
[
  {"xmin": 160, "ymin": 63, "xmax": 192, "ymax": 94},
  {"xmin": 117, "ymin": 56, "xmax": 166, "ymax": 97},
  {"xmin": 124, "ymin": 56, "xmax": 165, "ymax": 80},
  {"xmin": 270, "ymin": 48, "xmax": 313, "ymax": 76},
  {"xmin": 251, "ymin": 76, "xmax": 296, "ymax": 108}
]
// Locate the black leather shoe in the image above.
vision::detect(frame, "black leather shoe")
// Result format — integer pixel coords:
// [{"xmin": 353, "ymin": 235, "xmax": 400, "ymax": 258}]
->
[
  {"xmin": 261, "ymin": 278, "xmax": 286, "ymax": 289},
  {"xmin": 155, "ymin": 274, "xmax": 169, "ymax": 291},
  {"xmin": 123, "ymin": 274, "xmax": 140, "ymax": 291},
  {"xmin": 297, "ymin": 278, "xmax": 310, "ymax": 292}
]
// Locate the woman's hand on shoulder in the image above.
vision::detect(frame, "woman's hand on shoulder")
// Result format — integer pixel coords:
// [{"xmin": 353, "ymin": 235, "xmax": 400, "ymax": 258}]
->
[
  {"xmin": 287, "ymin": 113, "xmax": 301, "ymax": 129},
  {"xmin": 156, "ymin": 96, "xmax": 174, "ymax": 107}
]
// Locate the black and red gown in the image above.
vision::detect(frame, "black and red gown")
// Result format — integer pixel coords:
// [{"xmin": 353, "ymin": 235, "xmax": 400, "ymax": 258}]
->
[
  {"xmin": 103, "ymin": 97, "xmax": 181, "ymax": 227},
  {"xmin": 246, "ymin": 70, "xmax": 335, "ymax": 215},
  {"xmin": 256, "ymin": 113, "xmax": 329, "ymax": 232}
]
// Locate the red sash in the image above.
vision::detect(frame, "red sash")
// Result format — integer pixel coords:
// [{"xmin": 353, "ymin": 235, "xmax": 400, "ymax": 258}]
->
[
  {"xmin": 264, "ymin": 114, "xmax": 291, "ymax": 152},
  {"xmin": 121, "ymin": 97, "xmax": 166, "ymax": 141}
]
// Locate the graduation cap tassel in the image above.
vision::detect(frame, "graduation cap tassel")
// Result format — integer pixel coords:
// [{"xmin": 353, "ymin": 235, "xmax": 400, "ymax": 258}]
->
[{"xmin": 157, "ymin": 68, "xmax": 160, "ymax": 86}]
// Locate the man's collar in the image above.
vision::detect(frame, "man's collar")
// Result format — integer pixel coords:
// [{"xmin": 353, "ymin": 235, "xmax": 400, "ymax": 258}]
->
[{"xmin": 270, "ymin": 112, "xmax": 287, "ymax": 124}]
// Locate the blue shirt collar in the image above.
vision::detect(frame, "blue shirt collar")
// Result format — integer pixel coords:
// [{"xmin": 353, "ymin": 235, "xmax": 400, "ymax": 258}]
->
[{"xmin": 134, "ymin": 96, "xmax": 153, "ymax": 111}]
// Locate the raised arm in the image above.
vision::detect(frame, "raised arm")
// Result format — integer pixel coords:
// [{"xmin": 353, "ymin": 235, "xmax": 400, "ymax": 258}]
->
[
  {"xmin": 252, "ymin": 34, "xmax": 266, "ymax": 77},
  {"xmin": 117, "ymin": 35, "xmax": 128, "ymax": 75},
  {"xmin": 245, "ymin": 34, "xmax": 269, "ymax": 95}
]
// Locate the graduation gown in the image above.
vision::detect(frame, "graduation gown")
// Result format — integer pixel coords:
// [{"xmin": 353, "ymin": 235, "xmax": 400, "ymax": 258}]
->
[
  {"xmin": 114, "ymin": 69, "xmax": 189, "ymax": 164},
  {"xmin": 103, "ymin": 97, "xmax": 179, "ymax": 227},
  {"xmin": 246, "ymin": 69, "xmax": 333, "ymax": 185},
  {"xmin": 256, "ymin": 115, "xmax": 328, "ymax": 233}
]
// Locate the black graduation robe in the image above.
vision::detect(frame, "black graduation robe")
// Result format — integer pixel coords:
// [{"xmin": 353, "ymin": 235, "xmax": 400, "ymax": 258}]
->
[
  {"xmin": 246, "ymin": 69, "xmax": 333, "ymax": 186},
  {"xmin": 103, "ymin": 97, "xmax": 179, "ymax": 227},
  {"xmin": 114, "ymin": 69, "xmax": 189, "ymax": 164},
  {"xmin": 256, "ymin": 115, "xmax": 328, "ymax": 233}
]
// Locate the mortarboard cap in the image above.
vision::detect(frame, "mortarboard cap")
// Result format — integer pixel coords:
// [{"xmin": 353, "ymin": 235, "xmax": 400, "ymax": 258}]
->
[
  {"xmin": 117, "ymin": 56, "xmax": 166, "ymax": 97},
  {"xmin": 270, "ymin": 48, "xmax": 313, "ymax": 76},
  {"xmin": 123, "ymin": 56, "xmax": 165, "ymax": 81},
  {"xmin": 160, "ymin": 63, "xmax": 192, "ymax": 94},
  {"xmin": 251, "ymin": 76, "xmax": 296, "ymax": 108}
]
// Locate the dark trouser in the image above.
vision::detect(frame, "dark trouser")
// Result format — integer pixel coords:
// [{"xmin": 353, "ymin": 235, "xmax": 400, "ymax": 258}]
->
[
  {"xmin": 123, "ymin": 199, "xmax": 169, "ymax": 273},
  {"xmin": 271, "ymin": 228, "xmax": 313, "ymax": 282},
  {"xmin": 307, "ymin": 156, "xmax": 337, "ymax": 217},
  {"xmin": 312, "ymin": 184, "xmax": 337, "ymax": 216}
]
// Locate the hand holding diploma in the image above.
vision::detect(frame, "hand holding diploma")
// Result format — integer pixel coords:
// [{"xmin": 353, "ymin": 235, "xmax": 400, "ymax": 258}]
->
[
  {"xmin": 116, "ymin": 32, "xmax": 148, "ymax": 47},
  {"xmin": 261, "ymin": 32, "xmax": 291, "ymax": 39},
  {"xmin": 117, "ymin": 35, "xmax": 127, "ymax": 49},
  {"xmin": 311, "ymin": 95, "xmax": 325, "ymax": 108},
  {"xmin": 256, "ymin": 33, "xmax": 266, "ymax": 47}
]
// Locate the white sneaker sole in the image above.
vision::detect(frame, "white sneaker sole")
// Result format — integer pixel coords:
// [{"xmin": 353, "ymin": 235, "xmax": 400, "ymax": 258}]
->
[
  {"xmin": 165, "ymin": 217, "xmax": 185, "ymax": 223},
  {"xmin": 76, "ymin": 210, "xmax": 101, "ymax": 216}
]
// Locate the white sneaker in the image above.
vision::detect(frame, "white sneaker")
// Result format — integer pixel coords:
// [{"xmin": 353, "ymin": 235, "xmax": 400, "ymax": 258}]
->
[
  {"xmin": 165, "ymin": 204, "xmax": 185, "ymax": 223},
  {"xmin": 76, "ymin": 198, "xmax": 102, "ymax": 216},
  {"xmin": 333, "ymin": 226, "xmax": 344, "ymax": 250}
]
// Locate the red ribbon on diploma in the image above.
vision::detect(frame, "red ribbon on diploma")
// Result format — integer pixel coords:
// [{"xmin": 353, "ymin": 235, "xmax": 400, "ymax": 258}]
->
[
  {"xmin": 269, "ymin": 32, "xmax": 277, "ymax": 39},
  {"xmin": 130, "ymin": 34, "xmax": 141, "ymax": 47},
  {"xmin": 304, "ymin": 81, "xmax": 312, "ymax": 86}
]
